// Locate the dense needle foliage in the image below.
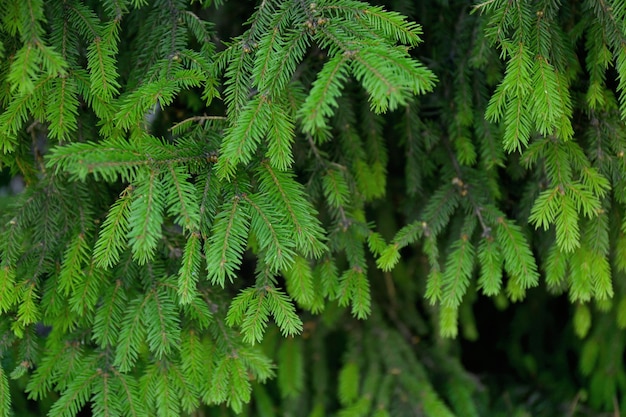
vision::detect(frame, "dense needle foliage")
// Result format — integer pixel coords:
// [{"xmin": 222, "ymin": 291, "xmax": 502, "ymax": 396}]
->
[{"xmin": 2, "ymin": 0, "xmax": 626, "ymax": 416}]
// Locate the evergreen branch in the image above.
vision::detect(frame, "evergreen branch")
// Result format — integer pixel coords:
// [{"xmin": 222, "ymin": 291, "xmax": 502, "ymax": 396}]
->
[
  {"xmin": 376, "ymin": 243, "xmax": 401, "ymax": 272},
  {"xmin": 425, "ymin": 264, "xmax": 447, "ymax": 304},
  {"xmin": 580, "ymin": 165, "xmax": 610, "ymax": 198},
  {"xmin": 567, "ymin": 183, "xmax": 602, "ymax": 219},
  {"xmin": 241, "ymin": 289, "xmax": 271, "ymax": 345},
  {"xmin": 168, "ymin": 115, "xmax": 227, "ymax": 132},
  {"xmin": 244, "ymin": 193, "xmax": 296, "ymax": 272},
  {"xmin": 369, "ymin": 47, "xmax": 436, "ymax": 95},
  {"xmin": 361, "ymin": 5, "xmax": 423, "ymax": 46},
  {"xmin": 42, "ymin": 336, "xmax": 84, "ymax": 394},
  {"xmin": 495, "ymin": 217, "xmax": 539, "ymax": 289},
  {"xmin": 169, "ymin": 362, "xmax": 200, "ymax": 414},
  {"xmin": 0, "ymin": 266, "xmax": 16, "ymax": 313},
  {"xmin": 299, "ymin": 53, "xmax": 350, "ymax": 133},
  {"xmin": 4, "ymin": 1, "xmax": 624, "ymax": 414},
  {"xmin": 243, "ymin": 0, "xmax": 282, "ymax": 43},
  {"xmin": 391, "ymin": 220, "xmax": 425, "ymax": 248},
  {"xmin": 72, "ymin": 68, "xmax": 116, "ymax": 122},
  {"xmin": 58, "ymin": 232, "xmax": 89, "ymax": 296},
  {"xmin": 222, "ymin": 43, "xmax": 254, "ymax": 118},
  {"xmin": 489, "ymin": 40, "xmax": 533, "ymax": 151},
  {"xmin": 238, "ymin": 347, "xmax": 275, "ymax": 383},
  {"xmin": 554, "ymin": 192, "xmax": 580, "ymax": 252},
  {"xmin": 257, "ymin": 161, "xmax": 327, "ymax": 257},
  {"xmin": 545, "ymin": 242, "xmax": 567, "ymax": 288},
  {"xmin": 217, "ymin": 96, "xmax": 270, "ymax": 178},
  {"xmin": 101, "ymin": 0, "xmax": 127, "ymax": 20},
  {"xmin": 0, "ymin": 75, "xmax": 53, "ymax": 153},
  {"xmin": 205, "ymin": 193, "xmax": 251, "ymax": 286},
  {"xmin": 180, "ymin": 329, "xmax": 208, "ymax": 387},
  {"xmin": 569, "ymin": 247, "xmax": 595, "ymax": 302},
  {"xmin": 543, "ymin": 139, "xmax": 573, "ymax": 185},
  {"xmin": 552, "ymin": 69, "xmax": 574, "ymax": 139},
  {"xmin": 48, "ymin": 356, "xmax": 100, "ymax": 417},
  {"xmin": 181, "ymin": 10, "xmax": 212, "ymax": 44},
  {"xmin": 586, "ymin": 247, "xmax": 613, "ymax": 300},
  {"xmin": 67, "ymin": 1, "xmax": 102, "ymax": 39},
  {"xmin": 441, "ymin": 135, "xmax": 492, "ymax": 238},
  {"xmin": 87, "ymin": 26, "xmax": 120, "ymax": 102},
  {"xmin": 16, "ymin": 280, "xmax": 40, "ymax": 328},
  {"xmin": 63, "ymin": 182, "xmax": 93, "ymax": 240},
  {"xmin": 419, "ymin": 376, "xmax": 458, "ymax": 416},
  {"xmin": 144, "ymin": 286, "xmax": 181, "ymax": 358},
  {"xmin": 152, "ymin": 363, "xmax": 181, "ymax": 417},
  {"xmin": 337, "ymin": 266, "xmax": 370, "ymax": 317},
  {"xmin": 48, "ymin": 139, "xmax": 210, "ymax": 182},
  {"xmin": 92, "ymin": 280, "xmax": 127, "ymax": 348},
  {"xmin": 266, "ymin": 287, "xmax": 303, "ymax": 337},
  {"xmin": 128, "ymin": 170, "xmax": 165, "ymax": 264},
  {"xmin": 226, "ymin": 357, "xmax": 252, "ymax": 412},
  {"xmin": 472, "ymin": 0, "xmax": 500, "ymax": 13},
  {"xmin": 316, "ymin": 257, "xmax": 340, "ymax": 298},
  {"xmin": 91, "ymin": 372, "xmax": 122, "ymax": 417},
  {"xmin": 26, "ymin": 342, "xmax": 81, "ymax": 400},
  {"xmin": 37, "ymin": 42, "xmax": 67, "ymax": 76},
  {"xmin": 503, "ymin": 95, "xmax": 532, "ymax": 152},
  {"xmin": 206, "ymin": 356, "xmax": 230, "ymax": 405},
  {"xmin": 588, "ymin": 0, "xmax": 626, "ymax": 117},
  {"xmin": 477, "ymin": 237, "xmax": 503, "ymax": 296},
  {"xmin": 262, "ymin": 29, "xmax": 310, "ymax": 94},
  {"xmin": 114, "ymin": 295, "xmax": 149, "ymax": 372},
  {"xmin": 485, "ymin": 82, "xmax": 507, "ymax": 122},
  {"xmin": 197, "ymin": 172, "xmax": 220, "ymax": 239},
  {"xmin": 305, "ymin": 133, "xmax": 352, "ymax": 221},
  {"xmin": 265, "ymin": 98, "xmax": 295, "ymax": 170},
  {"xmin": 69, "ymin": 262, "xmax": 106, "ymax": 315},
  {"xmin": 178, "ymin": 232, "xmax": 202, "ymax": 305},
  {"xmin": 164, "ymin": 164, "xmax": 200, "ymax": 230},
  {"xmin": 7, "ymin": 44, "xmax": 40, "ymax": 93},
  {"xmin": 0, "ymin": 197, "xmax": 30, "ymax": 265},
  {"xmin": 0, "ymin": 364, "xmax": 10, "ymax": 417},
  {"xmin": 94, "ymin": 187, "xmax": 132, "ymax": 268},
  {"xmin": 19, "ymin": 0, "xmax": 45, "ymax": 42},
  {"xmin": 477, "ymin": 108, "xmax": 505, "ymax": 169},
  {"xmin": 583, "ymin": 211, "xmax": 610, "ymax": 254},
  {"xmin": 350, "ymin": 267, "xmax": 371, "ymax": 319},
  {"xmin": 442, "ymin": 236, "xmax": 476, "ymax": 308},
  {"xmin": 226, "ymin": 287, "xmax": 256, "ymax": 327},
  {"xmin": 284, "ymin": 256, "xmax": 314, "ymax": 306},
  {"xmin": 420, "ymin": 185, "xmax": 460, "ymax": 237},
  {"xmin": 182, "ymin": 293, "xmax": 213, "ymax": 330},
  {"xmin": 253, "ymin": 26, "xmax": 281, "ymax": 92},
  {"xmin": 46, "ymin": 140, "xmax": 140, "ymax": 181},
  {"xmin": 322, "ymin": 168, "xmax": 350, "ymax": 208},
  {"xmin": 350, "ymin": 49, "xmax": 405, "ymax": 112},
  {"xmin": 115, "ymin": 79, "xmax": 177, "ymax": 130},
  {"xmin": 530, "ymin": 58, "xmax": 564, "ymax": 137}
]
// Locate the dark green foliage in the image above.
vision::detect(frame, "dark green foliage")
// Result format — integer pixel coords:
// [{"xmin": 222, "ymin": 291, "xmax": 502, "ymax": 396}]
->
[{"xmin": 2, "ymin": 0, "xmax": 626, "ymax": 416}]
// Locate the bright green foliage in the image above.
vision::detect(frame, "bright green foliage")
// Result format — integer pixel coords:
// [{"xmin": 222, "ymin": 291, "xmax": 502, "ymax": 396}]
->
[
  {"xmin": 2, "ymin": 0, "xmax": 626, "ymax": 416},
  {"xmin": 0, "ymin": 365, "xmax": 8, "ymax": 417}
]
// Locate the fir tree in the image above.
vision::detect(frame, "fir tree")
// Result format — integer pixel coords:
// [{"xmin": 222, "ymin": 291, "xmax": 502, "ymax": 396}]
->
[{"xmin": 1, "ymin": 0, "xmax": 626, "ymax": 416}]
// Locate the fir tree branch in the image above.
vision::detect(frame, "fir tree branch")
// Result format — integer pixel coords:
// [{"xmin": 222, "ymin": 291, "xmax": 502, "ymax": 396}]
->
[
  {"xmin": 168, "ymin": 115, "xmax": 227, "ymax": 132},
  {"xmin": 305, "ymin": 133, "xmax": 352, "ymax": 229},
  {"xmin": 441, "ymin": 135, "xmax": 492, "ymax": 238}
]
